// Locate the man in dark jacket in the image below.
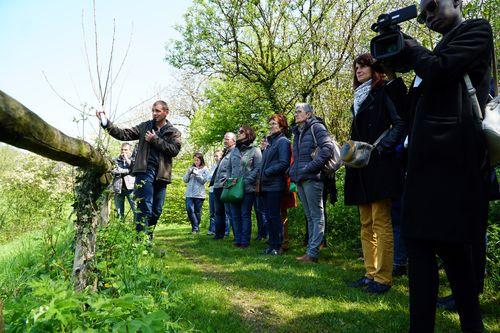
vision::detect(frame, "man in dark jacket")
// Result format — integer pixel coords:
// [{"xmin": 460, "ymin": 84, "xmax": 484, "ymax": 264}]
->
[
  {"xmin": 97, "ymin": 101, "xmax": 182, "ymax": 239},
  {"xmin": 400, "ymin": 0, "xmax": 493, "ymax": 331}
]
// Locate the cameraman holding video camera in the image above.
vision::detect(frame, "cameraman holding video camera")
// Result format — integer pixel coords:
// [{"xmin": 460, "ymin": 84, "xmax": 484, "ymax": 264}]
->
[{"xmin": 376, "ymin": 0, "xmax": 493, "ymax": 331}]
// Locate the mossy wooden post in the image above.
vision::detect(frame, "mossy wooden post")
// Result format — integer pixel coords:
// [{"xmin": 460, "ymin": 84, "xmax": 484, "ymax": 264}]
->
[
  {"xmin": 0, "ymin": 90, "xmax": 113, "ymax": 291},
  {"xmin": 0, "ymin": 298, "xmax": 4, "ymax": 333}
]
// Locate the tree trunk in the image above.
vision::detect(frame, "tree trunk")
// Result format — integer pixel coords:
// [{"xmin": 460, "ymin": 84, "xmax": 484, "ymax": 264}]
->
[
  {"xmin": 0, "ymin": 90, "xmax": 113, "ymax": 291},
  {"xmin": 0, "ymin": 90, "xmax": 111, "ymax": 173}
]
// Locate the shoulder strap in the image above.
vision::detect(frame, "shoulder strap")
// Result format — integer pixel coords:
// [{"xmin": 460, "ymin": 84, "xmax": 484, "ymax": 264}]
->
[
  {"xmin": 464, "ymin": 74, "xmax": 483, "ymax": 120},
  {"xmin": 373, "ymin": 128, "xmax": 390, "ymax": 146},
  {"xmin": 311, "ymin": 124, "xmax": 318, "ymax": 147}
]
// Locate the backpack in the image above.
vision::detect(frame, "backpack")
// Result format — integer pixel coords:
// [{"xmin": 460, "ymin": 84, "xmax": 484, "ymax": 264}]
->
[{"xmin": 310, "ymin": 123, "xmax": 342, "ymax": 174}]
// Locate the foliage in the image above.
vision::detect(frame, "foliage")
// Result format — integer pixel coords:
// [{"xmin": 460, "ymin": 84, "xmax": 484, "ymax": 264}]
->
[
  {"xmin": 0, "ymin": 146, "xmax": 74, "ymax": 244},
  {"xmin": 168, "ymin": 0, "xmax": 499, "ymax": 149},
  {"xmin": 486, "ymin": 190, "xmax": 500, "ymax": 290},
  {"xmin": 189, "ymin": 78, "xmax": 275, "ymax": 148},
  {"xmin": 1, "ymin": 215, "xmax": 184, "ymax": 332},
  {"xmin": 158, "ymin": 156, "xmax": 193, "ymax": 227}
]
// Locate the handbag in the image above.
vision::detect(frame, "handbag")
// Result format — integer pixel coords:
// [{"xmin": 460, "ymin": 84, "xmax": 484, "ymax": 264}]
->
[
  {"xmin": 310, "ymin": 124, "xmax": 342, "ymax": 174},
  {"xmin": 483, "ymin": 96, "xmax": 500, "ymax": 166},
  {"xmin": 220, "ymin": 177, "xmax": 244, "ymax": 203},
  {"xmin": 340, "ymin": 129, "xmax": 389, "ymax": 168},
  {"xmin": 466, "ymin": 73, "xmax": 500, "ymax": 166}
]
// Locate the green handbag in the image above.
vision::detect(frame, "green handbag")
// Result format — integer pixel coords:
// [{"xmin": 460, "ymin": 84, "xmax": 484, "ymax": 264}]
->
[{"xmin": 220, "ymin": 177, "xmax": 244, "ymax": 203}]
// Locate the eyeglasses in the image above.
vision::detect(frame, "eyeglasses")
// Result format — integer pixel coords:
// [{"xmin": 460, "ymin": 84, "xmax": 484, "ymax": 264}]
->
[
  {"xmin": 417, "ymin": 0, "xmax": 438, "ymax": 24},
  {"xmin": 294, "ymin": 109, "xmax": 305, "ymax": 114}
]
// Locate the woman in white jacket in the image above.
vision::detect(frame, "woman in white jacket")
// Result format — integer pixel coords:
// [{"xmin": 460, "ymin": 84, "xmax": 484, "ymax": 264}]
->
[{"xmin": 183, "ymin": 153, "xmax": 209, "ymax": 233}]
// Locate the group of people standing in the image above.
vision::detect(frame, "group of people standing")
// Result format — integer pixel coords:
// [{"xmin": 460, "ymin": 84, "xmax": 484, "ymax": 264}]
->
[
  {"xmin": 98, "ymin": 0, "xmax": 494, "ymax": 331},
  {"xmin": 183, "ymin": 115, "xmax": 299, "ymax": 256}
]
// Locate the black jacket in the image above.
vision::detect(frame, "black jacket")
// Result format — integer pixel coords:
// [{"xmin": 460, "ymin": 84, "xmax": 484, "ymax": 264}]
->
[
  {"xmin": 401, "ymin": 19, "xmax": 493, "ymax": 243},
  {"xmin": 344, "ymin": 83, "xmax": 406, "ymax": 205},
  {"xmin": 260, "ymin": 132, "xmax": 291, "ymax": 192}
]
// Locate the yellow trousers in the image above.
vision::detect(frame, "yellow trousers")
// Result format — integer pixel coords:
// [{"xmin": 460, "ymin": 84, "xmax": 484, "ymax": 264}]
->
[{"xmin": 359, "ymin": 199, "xmax": 393, "ymax": 285}]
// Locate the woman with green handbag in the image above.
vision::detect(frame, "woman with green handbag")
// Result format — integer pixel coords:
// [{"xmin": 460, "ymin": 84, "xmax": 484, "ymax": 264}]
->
[{"xmin": 226, "ymin": 125, "xmax": 262, "ymax": 248}]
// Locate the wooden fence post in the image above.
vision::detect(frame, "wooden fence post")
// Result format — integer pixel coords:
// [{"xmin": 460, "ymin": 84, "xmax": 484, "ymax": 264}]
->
[{"xmin": 0, "ymin": 298, "xmax": 4, "ymax": 333}]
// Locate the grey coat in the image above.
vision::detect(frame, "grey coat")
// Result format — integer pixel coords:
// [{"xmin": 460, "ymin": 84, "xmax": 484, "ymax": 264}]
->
[
  {"xmin": 227, "ymin": 144, "xmax": 262, "ymax": 193},
  {"xmin": 213, "ymin": 146, "xmax": 235, "ymax": 189},
  {"xmin": 183, "ymin": 166, "xmax": 209, "ymax": 199},
  {"xmin": 290, "ymin": 117, "xmax": 334, "ymax": 182}
]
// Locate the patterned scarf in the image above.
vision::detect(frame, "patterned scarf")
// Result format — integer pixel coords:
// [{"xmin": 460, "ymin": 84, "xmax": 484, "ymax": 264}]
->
[{"xmin": 353, "ymin": 79, "xmax": 372, "ymax": 116}]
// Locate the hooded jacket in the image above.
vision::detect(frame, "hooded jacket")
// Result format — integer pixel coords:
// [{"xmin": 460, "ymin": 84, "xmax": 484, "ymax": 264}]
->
[{"xmin": 289, "ymin": 117, "xmax": 334, "ymax": 182}]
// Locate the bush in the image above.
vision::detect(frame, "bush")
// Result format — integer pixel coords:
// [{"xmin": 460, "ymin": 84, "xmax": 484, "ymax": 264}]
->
[
  {"xmin": 486, "ymin": 198, "xmax": 500, "ymax": 291},
  {"xmin": 0, "ymin": 148, "xmax": 74, "ymax": 244}
]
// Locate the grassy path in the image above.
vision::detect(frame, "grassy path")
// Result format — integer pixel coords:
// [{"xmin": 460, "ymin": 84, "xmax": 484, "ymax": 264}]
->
[{"xmin": 153, "ymin": 224, "xmax": 499, "ymax": 333}]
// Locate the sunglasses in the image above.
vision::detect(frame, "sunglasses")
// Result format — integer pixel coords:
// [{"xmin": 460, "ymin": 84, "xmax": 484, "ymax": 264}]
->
[
  {"xmin": 417, "ymin": 0, "xmax": 438, "ymax": 24},
  {"xmin": 238, "ymin": 129, "xmax": 245, "ymax": 134}
]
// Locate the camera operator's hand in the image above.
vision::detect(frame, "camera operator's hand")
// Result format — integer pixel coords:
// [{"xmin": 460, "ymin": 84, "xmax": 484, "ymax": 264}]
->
[{"xmin": 402, "ymin": 32, "xmax": 420, "ymax": 48}]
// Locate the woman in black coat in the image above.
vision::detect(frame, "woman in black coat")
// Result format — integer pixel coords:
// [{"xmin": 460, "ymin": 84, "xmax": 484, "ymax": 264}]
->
[
  {"xmin": 260, "ymin": 114, "xmax": 291, "ymax": 255},
  {"xmin": 345, "ymin": 53, "xmax": 405, "ymax": 294}
]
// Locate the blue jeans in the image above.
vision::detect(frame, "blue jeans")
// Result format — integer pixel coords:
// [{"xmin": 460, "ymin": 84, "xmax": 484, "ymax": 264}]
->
[
  {"xmin": 297, "ymin": 180, "xmax": 324, "ymax": 258},
  {"xmin": 134, "ymin": 168, "xmax": 167, "ymax": 235},
  {"xmin": 186, "ymin": 197, "xmax": 204, "ymax": 232},
  {"xmin": 114, "ymin": 188, "xmax": 135, "ymax": 219},
  {"xmin": 262, "ymin": 191, "xmax": 284, "ymax": 250},
  {"xmin": 254, "ymin": 195, "xmax": 268, "ymax": 238},
  {"xmin": 231, "ymin": 193, "xmax": 255, "ymax": 246},
  {"xmin": 392, "ymin": 199, "xmax": 407, "ymax": 266},
  {"xmin": 213, "ymin": 187, "xmax": 227, "ymax": 238},
  {"xmin": 208, "ymin": 191, "xmax": 216, "ymax": 233},
  {"xmin": 225, "ymin": 203, "xmax": 232, "ymax": 237}
]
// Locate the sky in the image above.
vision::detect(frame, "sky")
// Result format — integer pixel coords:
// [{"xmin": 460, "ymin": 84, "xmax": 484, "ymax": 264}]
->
[{"xmin": 0, "ymin": 0, "xmax": 192, "ymax": 139}]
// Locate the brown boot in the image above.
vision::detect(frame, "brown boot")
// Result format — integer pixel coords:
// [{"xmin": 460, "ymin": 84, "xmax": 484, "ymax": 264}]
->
[{"xmin": 295, "ymin": 254, "xmax": 318, "ymax": 263}]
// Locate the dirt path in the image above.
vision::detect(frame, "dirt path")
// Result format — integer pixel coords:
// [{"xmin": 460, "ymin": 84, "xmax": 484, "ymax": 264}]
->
[{"xmin": 168, "ymin": 243, "xmax": 283, "ymax": 333}]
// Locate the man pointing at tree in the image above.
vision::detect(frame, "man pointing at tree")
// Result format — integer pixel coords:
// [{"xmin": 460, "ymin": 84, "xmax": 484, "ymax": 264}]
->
[{"xmin": 97, "ymin": 101, "xmax": 182, "ymax": 240}]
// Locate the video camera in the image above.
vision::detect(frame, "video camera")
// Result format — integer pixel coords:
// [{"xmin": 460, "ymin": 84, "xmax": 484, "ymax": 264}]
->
[{"xmin": 370, "ymin": 5, "xmax": 417, "ymax": 71}]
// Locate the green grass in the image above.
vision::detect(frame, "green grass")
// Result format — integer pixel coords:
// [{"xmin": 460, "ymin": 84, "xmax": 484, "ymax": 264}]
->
[
  {"xmin": 152, "ymin": 223, "xmax": 500, "ymax": 333},
  {"xmin": 1, "ymin": 219, "xmax": 498, "ymax": 332}
]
